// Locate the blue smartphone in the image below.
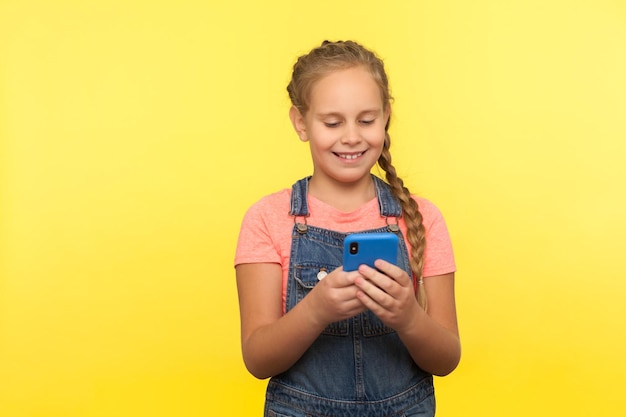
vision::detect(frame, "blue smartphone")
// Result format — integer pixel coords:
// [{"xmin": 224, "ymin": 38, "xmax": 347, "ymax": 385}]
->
[{"xmin": 343, "ymin": 233, "xmax": 399, "ymax": 272}]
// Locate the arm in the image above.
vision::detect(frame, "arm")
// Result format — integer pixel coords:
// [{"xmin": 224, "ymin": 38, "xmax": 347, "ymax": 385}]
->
[
  {"xmin": 354, "ymin": 263, "xmax": 460, "ymax": 376},
  {"xmin": 236, "ymin": 263, "xmax": 367, "ymax": 379}
]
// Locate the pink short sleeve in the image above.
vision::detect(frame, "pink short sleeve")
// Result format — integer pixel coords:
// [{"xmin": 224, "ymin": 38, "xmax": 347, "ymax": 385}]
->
[{"xmin": 414, "ymin": 197, "xmax": 456, "ymax": 278}]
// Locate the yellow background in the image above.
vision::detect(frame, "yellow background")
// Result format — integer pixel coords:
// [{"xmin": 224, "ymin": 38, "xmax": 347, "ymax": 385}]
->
[{"xmin": 1, "ymin": 0, "xmax": 625, "ymax": 415}]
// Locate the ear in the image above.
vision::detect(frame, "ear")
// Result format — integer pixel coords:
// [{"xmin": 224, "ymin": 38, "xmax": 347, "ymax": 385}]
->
[
  {"xmin": 289, "ymin": 106, "xmax": 308, "ymax": 142},
  {"xmin": 384, "ymin": 105, "xmax": 391, "ymax": 126}
]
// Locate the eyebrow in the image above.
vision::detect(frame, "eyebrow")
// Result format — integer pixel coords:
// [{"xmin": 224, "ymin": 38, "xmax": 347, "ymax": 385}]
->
[{"xmin": 316, "ymin": 109, "xmax": 381, "ymax": 117}]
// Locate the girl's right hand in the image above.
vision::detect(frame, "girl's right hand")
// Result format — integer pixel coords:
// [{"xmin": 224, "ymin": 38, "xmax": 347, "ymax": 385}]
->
[{"xmin": 305, "ymin": 266, "xmax": 368, "ymax": 327}]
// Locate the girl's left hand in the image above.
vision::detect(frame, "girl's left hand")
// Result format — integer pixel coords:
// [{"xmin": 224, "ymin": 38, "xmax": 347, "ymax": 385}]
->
[{"xmin": 354, "ymin": 260, "xmax": 422, "ymax": 333}]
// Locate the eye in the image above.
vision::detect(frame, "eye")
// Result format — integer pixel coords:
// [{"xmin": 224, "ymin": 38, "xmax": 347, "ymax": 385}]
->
[
  {"xmin": 360, "ymin": 119, "xmax": 375, "ymax": 125},
  {"xmin": 324, "ymin": 122, "xmax": 341, "ymax": 128}
]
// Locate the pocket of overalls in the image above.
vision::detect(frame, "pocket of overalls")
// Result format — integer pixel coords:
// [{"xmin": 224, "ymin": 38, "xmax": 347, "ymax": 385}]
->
[
  {"xmin": 361, "ymin": 308, "xmax": 396, "ymax": 337},
  {"xmin": 294, "ymin": 265, "xmax": 349, "ymax": 336}
]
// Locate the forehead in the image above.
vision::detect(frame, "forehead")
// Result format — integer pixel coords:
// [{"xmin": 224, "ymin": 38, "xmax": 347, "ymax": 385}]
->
[{"xmin": 308, "ymin": 66, "xmax": 383, "ymax": 111}]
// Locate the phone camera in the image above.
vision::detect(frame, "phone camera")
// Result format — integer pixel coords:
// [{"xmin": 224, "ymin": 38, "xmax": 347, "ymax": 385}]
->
[{"xmin": 349, "ymin": 242, "xmax": 359, "ymax": 255}]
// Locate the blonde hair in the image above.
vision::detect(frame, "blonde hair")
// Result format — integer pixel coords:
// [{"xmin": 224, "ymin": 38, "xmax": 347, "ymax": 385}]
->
[{"xmin": 287, "ymin": 40, "xmax": 428, "ymax": 310}]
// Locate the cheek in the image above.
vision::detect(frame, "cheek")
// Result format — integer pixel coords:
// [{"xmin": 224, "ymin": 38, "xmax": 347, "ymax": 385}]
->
[
  {"xmin": 366, "ymin": 128, "xmax": 387, "ymax": 146},
  {"xmin": 309, "ymin": 128, "xmax": 339, "ymax": 146}
]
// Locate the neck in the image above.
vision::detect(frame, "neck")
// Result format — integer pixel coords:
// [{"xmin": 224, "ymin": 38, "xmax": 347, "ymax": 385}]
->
[{"xmin": 308, "ymin": 175, "xmax": 375, "ymax": 212}]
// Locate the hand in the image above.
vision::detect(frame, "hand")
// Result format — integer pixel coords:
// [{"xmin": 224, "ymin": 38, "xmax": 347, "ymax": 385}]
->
[
  {"xmin": 305, "ymin": 266, "xmax": 368, "ymax": 327},
  {"xmin": 354, "ymin": 260, "xmax": 423, "ymax": 333}
]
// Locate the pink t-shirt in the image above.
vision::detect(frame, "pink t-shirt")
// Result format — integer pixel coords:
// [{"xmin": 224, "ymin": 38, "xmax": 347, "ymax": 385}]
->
[{"xmin": 234, "ymin": 187, "xmax": 456, "ymax": 310}]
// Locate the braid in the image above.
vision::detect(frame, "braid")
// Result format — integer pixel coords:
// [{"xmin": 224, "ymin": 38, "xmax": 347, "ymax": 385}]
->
[{"xmin": 378, "ymin": 133, "xmax": 428, "ymax": 311}]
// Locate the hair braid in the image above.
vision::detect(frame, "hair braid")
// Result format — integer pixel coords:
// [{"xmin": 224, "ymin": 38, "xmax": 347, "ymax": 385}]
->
[{"xmin": 378, "ymin": 133, "xmax": 428, "ymax": 311}]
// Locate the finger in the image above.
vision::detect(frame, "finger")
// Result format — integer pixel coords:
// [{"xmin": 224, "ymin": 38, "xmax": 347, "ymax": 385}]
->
[
  {"xmin": 334, "ymin": 286, "xmax": 370, "ymax": 316},
  {"xmin": 357, "ymin": 264, "xmax": 398, "ymax": 294},
  {"xmin": 355, "ymin": 285, "xmax": 391, "ymax": 314},
  {"xmin": 357, "ymin": 264, "xmax": 415, "ymax": 303},
  {"xmin": 355, "ymin": 288, "xmax": 377, "ymax": 310},
  {"xmin": 354, "ymin": 274, "xmax": 392, "ymax": 307},
  {"xmin": 324, "ymin": 267, "xmax": 360, "ymax": 288},
  {"xmin": 372, "ymin": 260, "xmax": 412, "ymax": 287}
]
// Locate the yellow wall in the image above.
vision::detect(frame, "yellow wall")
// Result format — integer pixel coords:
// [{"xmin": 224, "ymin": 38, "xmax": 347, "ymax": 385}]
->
[{"xmin": 1, "ymin": 1, "xmax": 625, "ymax": 415}]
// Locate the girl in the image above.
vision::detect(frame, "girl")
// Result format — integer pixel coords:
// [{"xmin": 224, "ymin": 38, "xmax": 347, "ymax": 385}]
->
[{"xmin": 235, "ymin": 40, "xmax": 460, "ymax": 417}]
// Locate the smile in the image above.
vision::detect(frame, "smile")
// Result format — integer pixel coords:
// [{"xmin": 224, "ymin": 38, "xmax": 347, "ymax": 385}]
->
[{"xmin": 335, "ymin": 152, "xmax": 364, "ymax": 160}]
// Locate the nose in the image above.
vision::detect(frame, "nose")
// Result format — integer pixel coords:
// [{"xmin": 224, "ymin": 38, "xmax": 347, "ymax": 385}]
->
[{"xmin": 340, "ymin": 122, "xmax": 362, "ymax": 145}]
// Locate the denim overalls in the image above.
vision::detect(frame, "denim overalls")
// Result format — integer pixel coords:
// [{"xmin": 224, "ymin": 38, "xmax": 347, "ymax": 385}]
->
[{"xmin": 264, "ymin": 176, "xmax": 435, "ymax": 417}]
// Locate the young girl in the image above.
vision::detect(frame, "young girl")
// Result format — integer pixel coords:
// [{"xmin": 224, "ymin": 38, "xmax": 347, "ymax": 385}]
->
[{"xmin": 235, "ymin": 40, "xmax": 460, "ymax": 417}]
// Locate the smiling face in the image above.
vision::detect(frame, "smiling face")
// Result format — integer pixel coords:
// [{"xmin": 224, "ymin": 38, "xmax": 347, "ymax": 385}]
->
[{"xmin": 290, "ymin": 65, "xmax": 390, "ymax": 192}]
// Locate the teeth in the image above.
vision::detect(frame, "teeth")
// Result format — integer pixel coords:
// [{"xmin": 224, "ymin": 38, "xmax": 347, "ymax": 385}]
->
[{"xmin": 338, "ymin": 152, "xmax": 363, "ymax": 160}]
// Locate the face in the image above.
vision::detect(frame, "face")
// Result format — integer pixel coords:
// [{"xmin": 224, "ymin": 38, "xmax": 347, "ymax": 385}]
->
[{"xmin": 290, "ymin": 66, "xmax": 390, "ymax": 190}]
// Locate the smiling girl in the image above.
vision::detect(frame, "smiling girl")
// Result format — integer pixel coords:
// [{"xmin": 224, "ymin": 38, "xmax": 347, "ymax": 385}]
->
[{"xmin": 235, "ymin": 40, "xmax": 460, "ymax": 417}]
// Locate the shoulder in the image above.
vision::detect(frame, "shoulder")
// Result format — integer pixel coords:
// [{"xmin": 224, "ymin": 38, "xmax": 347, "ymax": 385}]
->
[
  {"xmin": 239, "ymin": 187, "xmax": 294, "ymax": 236},
  {"xmin": 410, "ymin": 195, "xmax": 456, "ymax": 275},
  {"xmin": 411, "ymin": 196, "xmax": 446, "ymax": 225},
  {"xmin": 235, "ymin": 187, "xmax": 293, "ymax": 266},
  {"xmin": 244, "ymin": 188, "xmax": 291, "ymax": 219}
]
